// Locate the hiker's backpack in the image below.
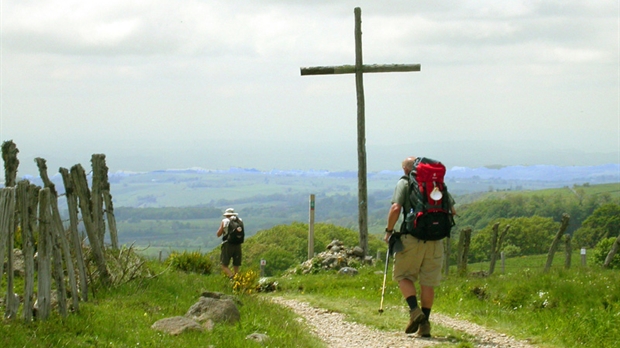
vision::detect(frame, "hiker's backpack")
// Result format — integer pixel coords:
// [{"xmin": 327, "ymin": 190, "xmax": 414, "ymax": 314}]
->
[
  {"xmin": 401, "ymin": 157, "xmax": 455, "ymax": 241},
  {"xmin": 226, "ymin": 217, "xmax": 245, "ymax": 244}
]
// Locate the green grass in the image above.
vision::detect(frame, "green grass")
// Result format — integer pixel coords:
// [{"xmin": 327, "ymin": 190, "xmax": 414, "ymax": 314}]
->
[
  {"xmin": 3, "ymin": 252, "xmax": 619, "ymax": 347},
  {"xmin": 271, "ymin": 254, "xmax": 620, "ymax": 348},
  {"xmin": 0, "ymin": 261, "xmax": 325, "ymax": 348}
]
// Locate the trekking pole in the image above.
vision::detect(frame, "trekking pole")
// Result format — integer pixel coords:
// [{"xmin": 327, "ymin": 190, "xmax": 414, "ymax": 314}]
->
[{"xmin": 378, "ymin": 247, "xmax": 390, "ymax": 314}]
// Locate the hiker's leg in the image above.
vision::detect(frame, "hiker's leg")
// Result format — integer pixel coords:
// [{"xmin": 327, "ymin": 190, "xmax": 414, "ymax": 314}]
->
[
  {"xmin": 232, "ymin": 266, "xmax": 239, "ymax": 275},
  {"xmin": 398, "ymin": 278, "xmax": 417, "ymax": 298},
  {"xmin": 420, "ymin": 285, "xmax": 434, "ymax": 309},
  {"xmin": 221, "ymin": 265, "xmax": 234, "ymax": 278}
]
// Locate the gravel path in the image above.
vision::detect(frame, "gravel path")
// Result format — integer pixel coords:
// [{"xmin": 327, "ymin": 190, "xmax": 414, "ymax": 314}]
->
[{"xmin": 271, "ymin": 297, "xmax": 536, "ymax": 348}]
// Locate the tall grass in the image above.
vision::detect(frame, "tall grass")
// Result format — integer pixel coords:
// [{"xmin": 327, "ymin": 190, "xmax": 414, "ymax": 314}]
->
[
  {"xmin": 3, "ymin": 253, "xmax": 618, "ymax": 347},
  {"xmin": 0, "ymin": 261, "xmax": 324, "ymax": 348}
]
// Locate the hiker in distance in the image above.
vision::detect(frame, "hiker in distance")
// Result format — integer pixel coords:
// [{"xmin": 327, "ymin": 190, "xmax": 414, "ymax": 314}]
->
[
  {"xmin": 384, "ymin": 156, "xmax": 456, "ymax": 337},
  {"xmin": 216, "ymin": 208, "xmax": 245, "ymax": 279}
]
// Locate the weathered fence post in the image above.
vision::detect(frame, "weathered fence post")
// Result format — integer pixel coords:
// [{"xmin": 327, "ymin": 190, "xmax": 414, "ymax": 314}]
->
[
  {"xmin": 544, "ymin": 213, "xmax": 570, "ymax": 273},
  {"xmin": 308, "ymin": 194, "xmax": 315, "ymax": 260},
  {"xmin": 37, "ymin": 188, "xmax": 52, "ymax": 320},
  {"xmin": 2, "ymin": 140, "xmax": 19, "ymax": 186},
  {"xmin": 71, "ymin": 164, "xmax": 110, "ymax": 286},
  {"xmin": 60, "ymin": 167, "xmax": 89, "ymax": 301},
  {"xmin": 1, "ymin": 188, "xmax": 17, "ymax": 319},
  {"xmin": 90, "ymin": 155, "xmax": 106, "ymax": 249},
  {"xmin": 603, "ymin": 233, "xmax": 620, "ymax": 268},
  {"xmin": 1, "ymin": 141, "xmax": 19, "ymax": 318},
  {"xmin": 564, "ymin": 234, "xmax": 572, "ymax": 269},
  {"xmin": 457, "ymin": 228, "xmax": 472, "ymax": 276},
  {"xmin": 489, "ymin": 223, "xmax": 510, "ymax": 275},
  {"xmin": 17, "ymin": 180, "xmax": 37, "ymax": 322},
  {"xmin": 36, "ymin": 158, "xmax": 78, "ymax": 313},
  {"xmin": 92, "ymin": 154, "xmax": 118, "ymax": 249},
  {"xmin": 0, "ymin": 189, "xmax": 12, "ymax": 306}
]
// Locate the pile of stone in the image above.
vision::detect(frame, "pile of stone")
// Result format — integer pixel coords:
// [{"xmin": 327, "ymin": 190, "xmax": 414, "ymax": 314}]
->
[{"xmin": 295, "ymin": 239, "xmax": 374, "ymax": 275}]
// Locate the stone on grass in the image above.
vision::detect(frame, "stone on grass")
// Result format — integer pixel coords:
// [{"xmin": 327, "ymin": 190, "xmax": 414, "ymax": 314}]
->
[{"xmin": 151, "ymin": 316, "xmax": 203, "ymax": 335}]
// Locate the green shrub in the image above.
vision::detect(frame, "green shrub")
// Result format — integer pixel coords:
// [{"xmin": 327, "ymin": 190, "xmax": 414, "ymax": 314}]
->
[
  {"xmin": 261, "ymin": 247, "xmax": 297, "ymax": 276},
  {"xmin": 166, "ymin": 250, "xmax": 213, "ymax": 274},
  {"xmin": 592, "ymin": 237, "xmax": 620, "ymax": 269}
]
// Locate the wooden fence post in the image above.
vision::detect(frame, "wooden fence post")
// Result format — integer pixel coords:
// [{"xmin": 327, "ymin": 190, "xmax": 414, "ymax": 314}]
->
[
  {"xmin": 2, "ymin": 140, "xmax": 19, "ymax": 186},
  {"xmin": 1, "ymin": 188, "xmax": 17, "ymax": 319},
  {"xmin": 99, "ymin": 155, "xmax": 119, "ymax": 249},
  {"xmin": 308, "ymin": 194, "xmax": 315, "ymax": 260},
  {"xmin": 1, "ymin": 141, "xmax": 19, "ymax": 318},
  {"xmin": 90, "ymin": 155, "xmax": 106, "ymax": 249},
  {"xmin": 36, "ymin": 158, "xmax": 79, "ymax": 313},
  {"xmin": 17, "ymin": 181, "xmax": 36, "ymax": 322},
  {"xmin": 60, "ymin": 168, "xmax": 89, "ymax": 301},
  {"xmin": 544, "ymin": 213, "xmax": 570, "ymax": 273},
  {"xmin": 0, "ymin": 189, "xmax": 12, "ymax": 303},
  {"xmin": 457, "ymin": 228, "xmax": 472, "ymax": 276},
  {"xmin": 71, "ymin": 164, "xmax": 110, "ymax": 286},
  {"xmin": 92, "ymin": 154, "xmax": 118, "ymax": 249},
  {"xmin": 37, "ymin": 188, "xmax": 52, "ymax": 320},
  {"xmin": 489, "ymin": 223, "xmax": 510, "ymax": 275},
  {"xmin": 489, "ymin": 222, "xmax": 499, "ymax": 271}
]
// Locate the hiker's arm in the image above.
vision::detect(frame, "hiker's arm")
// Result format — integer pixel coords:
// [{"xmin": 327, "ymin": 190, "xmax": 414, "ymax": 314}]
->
[
  {"xmin": 216, "ymin": 221, "xmax": 225, "ymax": 237},
  {"xmin": 449, "ymin": 193, "xmax": 457, "ymax": 216},
  {"xmin": 385, "ymin": 203, "xmax": 401, "ymax": 242}
]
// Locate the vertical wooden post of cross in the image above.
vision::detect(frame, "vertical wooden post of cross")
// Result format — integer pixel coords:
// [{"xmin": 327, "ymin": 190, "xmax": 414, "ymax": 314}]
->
[{"xmin": 300, "ymin": 7, "xmax": 421, "ymax": 256}]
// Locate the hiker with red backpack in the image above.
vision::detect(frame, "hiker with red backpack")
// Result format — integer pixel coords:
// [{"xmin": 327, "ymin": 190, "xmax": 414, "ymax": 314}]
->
[
  {"xmin": 216, "ymin": 208, "xmax": 245, "ymax": 279},
  {"xmin": 384, "ymin": 156, "xmax": 456, "ymax": 337}
]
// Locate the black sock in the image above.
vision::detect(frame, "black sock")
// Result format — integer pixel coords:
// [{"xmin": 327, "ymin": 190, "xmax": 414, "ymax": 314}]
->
[
  {"xmin": 406, "ymin": 296, "xmax": 418, "ymax": 310},
  {"xmin": 422, "ymin": 307, "xmax": 431, "ymax": 320}
]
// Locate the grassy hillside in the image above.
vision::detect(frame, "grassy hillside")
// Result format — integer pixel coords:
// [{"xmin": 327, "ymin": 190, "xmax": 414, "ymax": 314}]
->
[
  {"xmin": 113, "ymin": 182, "xmax": 619, "ymax": 258},
  {"xmin": 2, "ymin": 238, "xmax": 617, "ymax": 347}
]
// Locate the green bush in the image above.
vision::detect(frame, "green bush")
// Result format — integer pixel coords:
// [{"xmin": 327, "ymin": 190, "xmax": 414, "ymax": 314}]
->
[
  {"xmin": 592, "ymin": 237, "xmax": 620, "ymax": 269},
  {"xmin": 260, "ymin": 247, "xmax": 297, "ymax": 276},
  {"xmin": 166, "ymin": 250, "xmax": 213, "ymax": 274}
]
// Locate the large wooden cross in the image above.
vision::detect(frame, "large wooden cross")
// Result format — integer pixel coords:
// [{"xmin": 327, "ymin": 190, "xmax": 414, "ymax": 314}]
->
[{"xmin": 301, "ymin": 7, "xmax": 420, "ymax": 256}]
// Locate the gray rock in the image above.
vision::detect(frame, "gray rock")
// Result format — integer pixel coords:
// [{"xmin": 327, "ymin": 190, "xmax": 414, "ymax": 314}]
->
[
  {"xmin": 151, "ymin": 316, "xmax": 203, "ymax": 335},
  {"xmin": 351, "ymin": 246, "xmax": 365, "ymax": 257},
  {"xmin": 185, "ymin": 296, "xmax": 240, "ymax": 324},
  {"xmin": 246, "ymin": 332, "xmax": 269, "ymax": 343},
  {"xmin": 338, "ymin": 267, "xmax": 358, "ymax": 276}
]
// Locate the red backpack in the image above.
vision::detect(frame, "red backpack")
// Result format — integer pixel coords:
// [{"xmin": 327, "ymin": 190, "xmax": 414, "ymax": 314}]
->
[{"xmin": 402, "ymin": 157, "xmax": 455, "ymax": 240}]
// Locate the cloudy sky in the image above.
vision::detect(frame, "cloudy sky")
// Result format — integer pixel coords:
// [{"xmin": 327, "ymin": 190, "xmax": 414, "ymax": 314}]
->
[{"xmin": 1, "ymin": 0, "xmax": 618, "ymax": 176}]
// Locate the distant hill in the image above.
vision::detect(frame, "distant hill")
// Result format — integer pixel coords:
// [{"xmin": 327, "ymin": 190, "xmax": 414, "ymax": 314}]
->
[{"xmin": 12, "ymin": 163, "xmax": 619, "ymax": 208}]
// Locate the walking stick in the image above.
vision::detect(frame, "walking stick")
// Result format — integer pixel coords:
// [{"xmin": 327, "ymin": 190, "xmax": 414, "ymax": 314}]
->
[{"xmin": 378, "ymin": 248, "xmax": 390, "ymax": 314}]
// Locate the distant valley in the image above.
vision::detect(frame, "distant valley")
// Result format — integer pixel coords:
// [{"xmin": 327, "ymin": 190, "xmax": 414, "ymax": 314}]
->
[{"xmin": 20, "ymin": 163, "xmax": 619, "ymax": 208}]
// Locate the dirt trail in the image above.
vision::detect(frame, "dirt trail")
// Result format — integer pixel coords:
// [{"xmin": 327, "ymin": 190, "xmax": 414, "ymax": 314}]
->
[{"xmin": 271, "ymin": 297, "xmax": 536, "ymax": 348}]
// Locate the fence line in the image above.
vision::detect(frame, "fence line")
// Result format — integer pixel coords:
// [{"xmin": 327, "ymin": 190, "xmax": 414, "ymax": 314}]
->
[{"xmin": 1, "ymin": 144, "xmax": 118, "ymax": 322}]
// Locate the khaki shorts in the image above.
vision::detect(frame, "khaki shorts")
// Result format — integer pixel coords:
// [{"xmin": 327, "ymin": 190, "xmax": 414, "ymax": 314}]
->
[
  {"xmin": 392, "ymin": 234, "xmax": 444, "ymax": 287},
  {"xmin": 220, "ymin": 242, "xmax": 242, "ymax": 267}
]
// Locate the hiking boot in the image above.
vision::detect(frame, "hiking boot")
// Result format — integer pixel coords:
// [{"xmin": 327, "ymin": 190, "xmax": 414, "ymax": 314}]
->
[
  {"xmin": 405, "ymin": 307, "xmax": 426, "ymax": 334},
  {"xmin": 417, "ymin": 319, "xmax": 431, "ymax": 338}
]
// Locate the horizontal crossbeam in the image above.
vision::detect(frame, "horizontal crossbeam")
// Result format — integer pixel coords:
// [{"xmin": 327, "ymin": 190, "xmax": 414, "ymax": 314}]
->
[{"xmin": 300, "ymin": 64, "xmax": 421, "ymax": 76}]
